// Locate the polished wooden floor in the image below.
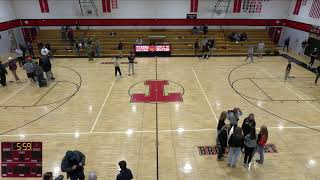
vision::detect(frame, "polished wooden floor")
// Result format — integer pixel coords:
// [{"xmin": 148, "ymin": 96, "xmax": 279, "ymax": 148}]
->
[{"xmin": 0, "ymin": 55, "xmax": 319, "ymax": 180}]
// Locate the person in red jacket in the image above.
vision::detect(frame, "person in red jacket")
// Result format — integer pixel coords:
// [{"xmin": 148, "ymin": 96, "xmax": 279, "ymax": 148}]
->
[{"xmin": 256, "ymin": 125, "xmax": 268, "ymax": 164}]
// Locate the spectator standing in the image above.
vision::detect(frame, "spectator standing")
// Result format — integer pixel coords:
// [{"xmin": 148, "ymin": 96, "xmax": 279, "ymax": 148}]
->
[
  {"xmin": 217, "ymin": 124, "xmax": 230, "ymax": 160},
  {"xmin": 15, "ymin": 47, "xmax": 24, "ymax": 67},
  {"xmin": 308, "ymin": 48, "xmax": 318, "ymax": 68},
  {"xmin": 27, "ymin": 42, "xmax": 35, "ymax": 58},
  {"xmin": 61, "ymin": 150, "xmax": 86, "ymax": 180},
  {"xmin": 241, "ymin": 113, "xmax": 256, "ymax": 137},
  {"xmin": 68, "ymin": 27, "xmax": 74, "ymax": 44},
  {"xmin": 85, "ymin": 42, "xmax": 94, "ymax": 61},
  {"xmin": 285, "ymin": 61, "xmax": 292, "ymax": 81},
  {"xmin": 39, "ymin": 56, "xmax": 55, "ymax": 81},
  {"xmin": 192, "ymin": 25, "xmax": 198, "ymax": 35},
  {"xmin": 113, "ymin": 57, "xmax": 122, "ymax": 77},
  {"xmin": 202, "ymin": 24, "xmax": 208, "ymax": 35},
  {"xmin": 243, "ymin": 127, "xmax": 257, "ymax": 167},
  {"xmin": 245, "ymin": 46, "xmax": 254, "ymax": 63},
  {"xmin": 242, "ymin": 32, "xmax": 247, "ymax": 41},
  {"xmin": 227, "ymin": 108, "xmax": 242, "ymax": 127},
  {"xmin": 95, "ymin": 40, "xmax": 101, "ymax": 58},
  {"xmin": 283, "ymin": 37, "xmax": 290, "ymax": 52},
  {"xmin": 194, "ymin": 39, "xmax": 200, "ymax": 56},
  {"xmin": 208, "ymin": 37, "xmax": 215, "ymax": 57},
  {"xmin": 8, "ymin": 57, "xmax": 20, "ymax": 81},
  {"xmin": 75, "ymin": 41, "xmax": 80, "ymax": 57},
  {"xmin": 256, "ymin": 125, "xmax": 268, "ymax": 164},
  {"xmin": 227, "ymin": 126, "xmax": 244, "ymax": 167},
  {"xmin": 61, "ymin": 26, "xmax": 67, "ymax": 41},
  {"xmin": 315, "ymin": 66, "xmax": 320, "ymax": 85},
  {"xmin": 34, "ymin": 62, "xmax": 46, "ymax": 87},
  {"xmin": 116, "ymin": 161, "xmax": 133, "ymax": 180},
  {"xmin": 202, "ymin": 37, "xmax": 209, "ymax": 59},
  {"xmin": 117, "ymin": 41, "xmax": 124, "ymax": 58},
  {"xmin": 128, "ymin": 52, "xmax": 135, "ymax": 76},
  {"xmin": 19, "ymin": 43, "xmax": 27, "ymax": 59},
  {"xmin": 257, "ymin": 41, "xmax": 265, "ymax": 58},
  {"xmin": 23, "ymin": 58, "xmax": 36, "ymax": 83},
  {"xmin": 0, "ymin": 61, "xmax": 8, "ymax": 86}
]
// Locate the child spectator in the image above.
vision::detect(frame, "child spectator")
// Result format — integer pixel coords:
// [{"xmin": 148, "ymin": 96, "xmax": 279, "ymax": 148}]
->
[
  {"xmin": 243, "ymin": 127, "xmax": 257, "ymax": 167},
  {"xmin": 241, "ymin": 113, "xmax": 256, "ymax": 137},
  {"xmin": 256, "ymin": 125, "xmax": 268, "ymax": 164}
]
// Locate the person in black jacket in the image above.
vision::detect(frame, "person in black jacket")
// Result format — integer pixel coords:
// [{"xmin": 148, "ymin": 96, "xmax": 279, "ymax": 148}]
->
[
  {"xmin": 0, "ymin": 61, "xmax": 8, "ymax": 86},
  {"xmin": 19, "ymin": 43, "xmax": 27, "ymax": 59},
  {"xmin": 61, "ymin": 150, "xmax": 86, "ymax": 180},
  {"xmin": 283, "ymin": 37, "xmax": 290, "ymax": 52},
  {"xmin": 227, "ymin": 126, "xmax": 244, "ymax": 167},
  {"xmin": 116, "ymin": 160, "xmax": 133, "ymax": 180},
  {"xmin": 241, "ymin": 113, "xmax": 256, "ymax": 137},
  {"xmin": 39, "ymin": 56, "xmax": 55, "ymax": 81},
  {"xmin": 194, "ymin": 39, "xmax": 199, "ymax": 56},
  {"xmin": 217, "ymin": 124, "xmax": 230, "ymax": 160},
  {"xmin": 128, "ymin": 52, "xmax": 135, "ymax": 76},
  {"xmin": 308, "ymin": 48, "xmax": 318, "ymax": 68},
  {"xmin": 217, "ymin": 111, "xmax": 227, "ymax": 133},
  {"xmin": 285, "ymin": 61, "xmax": 292, "ymax": 81}
]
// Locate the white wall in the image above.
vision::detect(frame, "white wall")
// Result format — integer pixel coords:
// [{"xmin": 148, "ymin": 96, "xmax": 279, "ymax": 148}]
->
[
  {"xmin": 279, "ymin": 27, "xmax": 309, "ymax": 54},
  {"xmin": 287, "ymin": 0, "xmax": 320, "ymax": 26},
  {"xmin": 0, "ymin": 0, "xmax": 16, "ymax": 22},
  {"xmin": 11, "ymin": 0, "xmax": 290, "ymax": 19}
]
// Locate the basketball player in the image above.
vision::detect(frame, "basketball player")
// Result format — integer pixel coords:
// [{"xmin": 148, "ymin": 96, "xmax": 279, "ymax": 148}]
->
[
  {"xmin": 285, "ymin": 61, "xmax": 292, "ymax": 81},
  {"xmin": 257, "ymin": 41, "xmax": 265, "ymax": 58},
  {"xmin": 315, "ymin": 66, "xmax": 320, "ymax": 85},
  {"xmin": 128, "ymin": 52, "xmax": 135, "ymax": 76},
  {"xmin": 113, "ymin": 57, "xmax": 122, "ymax": 77},
  {"xmin": 245, "ymin": 46, "xmax": 254, "ymax": 63}
]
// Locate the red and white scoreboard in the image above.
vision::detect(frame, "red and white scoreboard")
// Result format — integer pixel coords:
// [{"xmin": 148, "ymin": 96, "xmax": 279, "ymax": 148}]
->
[
  {"xmin": 1, "ymin": 142, "xmax": 42, "ymax": 177},
  {"xmin": 134, "ymin": 45, "xmax": 171, "ymax": 56}
]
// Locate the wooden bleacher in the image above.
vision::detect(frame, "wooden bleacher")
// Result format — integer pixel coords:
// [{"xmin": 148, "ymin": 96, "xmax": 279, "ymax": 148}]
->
[{"xmin": 32, "ymin": 29, "xmax": 277, "ymax": 57}]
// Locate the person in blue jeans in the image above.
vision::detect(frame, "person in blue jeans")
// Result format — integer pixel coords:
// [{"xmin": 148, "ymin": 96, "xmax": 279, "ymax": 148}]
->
[
  {"xmin": 227, "ymin": 126, "xmax": 244, "ymax": 167},
  {"xmin": 256, "ymin": 125, "xmax": 268, "ymax": 164}
]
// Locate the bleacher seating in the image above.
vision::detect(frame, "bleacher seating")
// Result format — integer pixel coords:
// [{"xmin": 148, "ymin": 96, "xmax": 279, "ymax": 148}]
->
[{"xmin": 32, "ymin": 29, "xmax": 277, "ymax": 57}]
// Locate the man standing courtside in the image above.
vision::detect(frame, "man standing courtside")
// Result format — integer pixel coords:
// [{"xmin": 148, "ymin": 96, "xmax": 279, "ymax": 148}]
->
[
  {"xmin": 116, "ymin": 161, "xmax": 133, "ymax": 180},
  {"xmin": 61, "ymin": 150, "xmax": 86, "ymax": 180}
]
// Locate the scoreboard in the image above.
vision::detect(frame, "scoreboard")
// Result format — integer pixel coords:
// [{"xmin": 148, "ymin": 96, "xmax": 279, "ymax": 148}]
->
[
  {"xmin": 1, "ymin": 142, "xmax": 42, "ymax": 177},
  {"xmin": 134, "ymin": 45, "xmax": 171, "ymax": 57}
]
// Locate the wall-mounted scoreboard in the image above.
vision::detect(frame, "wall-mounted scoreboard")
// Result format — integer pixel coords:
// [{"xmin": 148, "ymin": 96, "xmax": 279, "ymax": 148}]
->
[{"xmin": 1, "ymin": 142, "xmax": 42, "ymax": 177}]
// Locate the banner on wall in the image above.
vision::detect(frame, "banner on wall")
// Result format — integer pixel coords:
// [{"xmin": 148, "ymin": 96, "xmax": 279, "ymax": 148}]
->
[
  {"xmin": 242, "ymin": 0, "xmax": 263, "ymax": 13},
  {"xmin": 39, "ymin": 0, "xmax": 49, "ymax": 13},
  {"xmin": 112, "ymin": 0, "xmax": 118, "ymax": 9}
]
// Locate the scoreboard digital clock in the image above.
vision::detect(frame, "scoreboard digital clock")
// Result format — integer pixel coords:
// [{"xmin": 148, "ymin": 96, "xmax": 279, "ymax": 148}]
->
[
  {"xmin": 1, "ymin": 142, "xmax": 42, "ymax": 178},
  {"xmin": 134, "ymin": 45, "xmax": 171, "ymax": 57}
]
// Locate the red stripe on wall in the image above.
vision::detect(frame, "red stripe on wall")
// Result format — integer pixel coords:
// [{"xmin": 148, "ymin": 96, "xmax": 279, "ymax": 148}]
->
[
  {"xmin": 102, "ymin": 0, "xmax": 107, "ymax": 12},
  {"xmin": 43, "ymin": 0, "xmax": 49, "ymax": 12},
  {"xmin": 233, "ymin": 0, "xmax": 242, "ymax": 13},
  {"xmin": 0, "ymin": 20, "xmax": 21, "ymax": 31},
  {"xmin": 190, "ymin": 0, "xmax": 194, "ymax": 12},
  {"xmin": 293, "ymin": 0, "xmax": 302, "ymax": 15},
  {"xmin": 39, "ymin": 0, "xmax": 45, "ymax": 13},
  {"xmin": 106, "ymin": 0, "xmax": 111, "ymax": 12},
  {"xmin": 194, "ymin": 0, "xmax": 199, "ymax": 13}
]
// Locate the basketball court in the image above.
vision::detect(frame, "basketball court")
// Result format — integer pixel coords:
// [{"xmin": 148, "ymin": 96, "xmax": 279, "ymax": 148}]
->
[{"xmin": 0, "ymin": 55, "xmax": 319, "ymax": 180}]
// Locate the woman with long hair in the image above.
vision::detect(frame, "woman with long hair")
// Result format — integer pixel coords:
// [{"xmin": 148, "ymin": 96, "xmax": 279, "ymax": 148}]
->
[
  {"xmin": 241, "ymin": 113, "xmax": 256, "ymax": 137},
  {"xmin": 227, "ymin": 126, "xmax": 244, "ymax": 167},
  {"xmin": 217, "ymin": 111, "xmax": 227, "ymax": 133},
  {"xmin": 243, "ymin": 127, "xmax": 257, "ymax": 167},
  {"xmin": 256, "ymin": 125, "xmax": 268, "ymax": 164}
]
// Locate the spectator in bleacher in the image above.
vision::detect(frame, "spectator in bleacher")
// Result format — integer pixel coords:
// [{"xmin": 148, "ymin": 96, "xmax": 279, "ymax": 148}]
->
[
  {"xmin": 68, "ymin": 27, "xmax": 75, "ymax": 44},
  {"xmin": 27, "ymin": 42, "xmax": 35, "ymax": 58},
  {"xmin": 61, "ymin": 150, "xmax": 86, "ymax": 180},
  {"xmin": 227, "ymin": 126, "xmax": 244, "ymax": 167},
  {"xmin": 202, "ymin": 24, "xmax": 208, "ymax": 35},
  {"xmin": 116, "ymin": 160, "xmax": 133, "ymax": 180},
  {"xmin": 41, "ymin": 46, "xmax": 50, "ymax": 57},
  {"xmin": 19, "ymin": 43, "xmax": 27, "ymax": 59},
  {"xmin": 95, "ymin": 40, "xmax": 101, "ymax": 58},
  {"xmin": 76, "ymin": 21, "xmax": 80, "ymax": 30},
  {"xmin": 23, "ymin": 57, "xmax": 36, "ymax": 83},
  {"xmin": 135, "ymin": 37, "xmax": 143, "ymax": 45},
  {"xmin": 192, "ymin": 25, "xmax": 198, "ymax": 35},
  {"xmin": 245, "ymin": 46, "xmax": 254, "ymax": 63},
  {"xmin": 194, "ymin": 39, "xmax": 200, "ymax": 56},
  {"xmin": 234, "ymin": 33, "xmax": 240, "ymax": 43},
  {"xmin": 208, "ymin": 37, "xmax": 215, "ymax": 57},
  {"xmin": 117, "ymin": 41, "xmax": 124, "ymax": 58},
  {"xmin": 15, "ymin": 47, "xmax": 24, "ymax": 67},
  {"xmin": 110, "ymin": 31, "xmax": 117, "ymax": 36},
  {"xmin": 113, "ymin": 56, "xmax": 122, "ymax": 77},
  {"xmin": 8, "ymin": 57, "xmax": 20, "ymax": 81},
  {"xmin": 315, "ymin": 66, "xmax": 320, "ymax": 85},
  {"xmin": 0, "ymin": 61, "xmax": 8, "ymax": 87},
  {"xmin": 257, "ymin": 41, "xmax": 265, "ymax": 58},
  {"xmin": 283, "ymin": 37, "xmax": 290, "ymax": 52},
  {"xmin": 128, "ymin": 52, "xmax": 135, "ymax": 76},
  {"xmin": 285, "ymin": 61, "xmax": 292, "ymax": 81},
  {"xmin": 241, "ymin": 32, "xmax": 247, "ymax": 42},
  {"xmin": 39, "ymin": 55, "xmax": 55, "ymax": 81},
  {"xmin": 37, "ymin": 41, "xmax": 44, "ymax": 53},
  {"xmin": 61, "ymin": 26, "xmax": 67, "ymax": 41},
  {"xmin": 308, "ymin": 48, "xmax": 318, "ymax": 68}
]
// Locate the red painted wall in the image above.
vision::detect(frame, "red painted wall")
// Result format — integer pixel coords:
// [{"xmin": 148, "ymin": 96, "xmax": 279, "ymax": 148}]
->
[{"xmin": 0, "ymin": 18, "xmax": 314, "ymax": 33}]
